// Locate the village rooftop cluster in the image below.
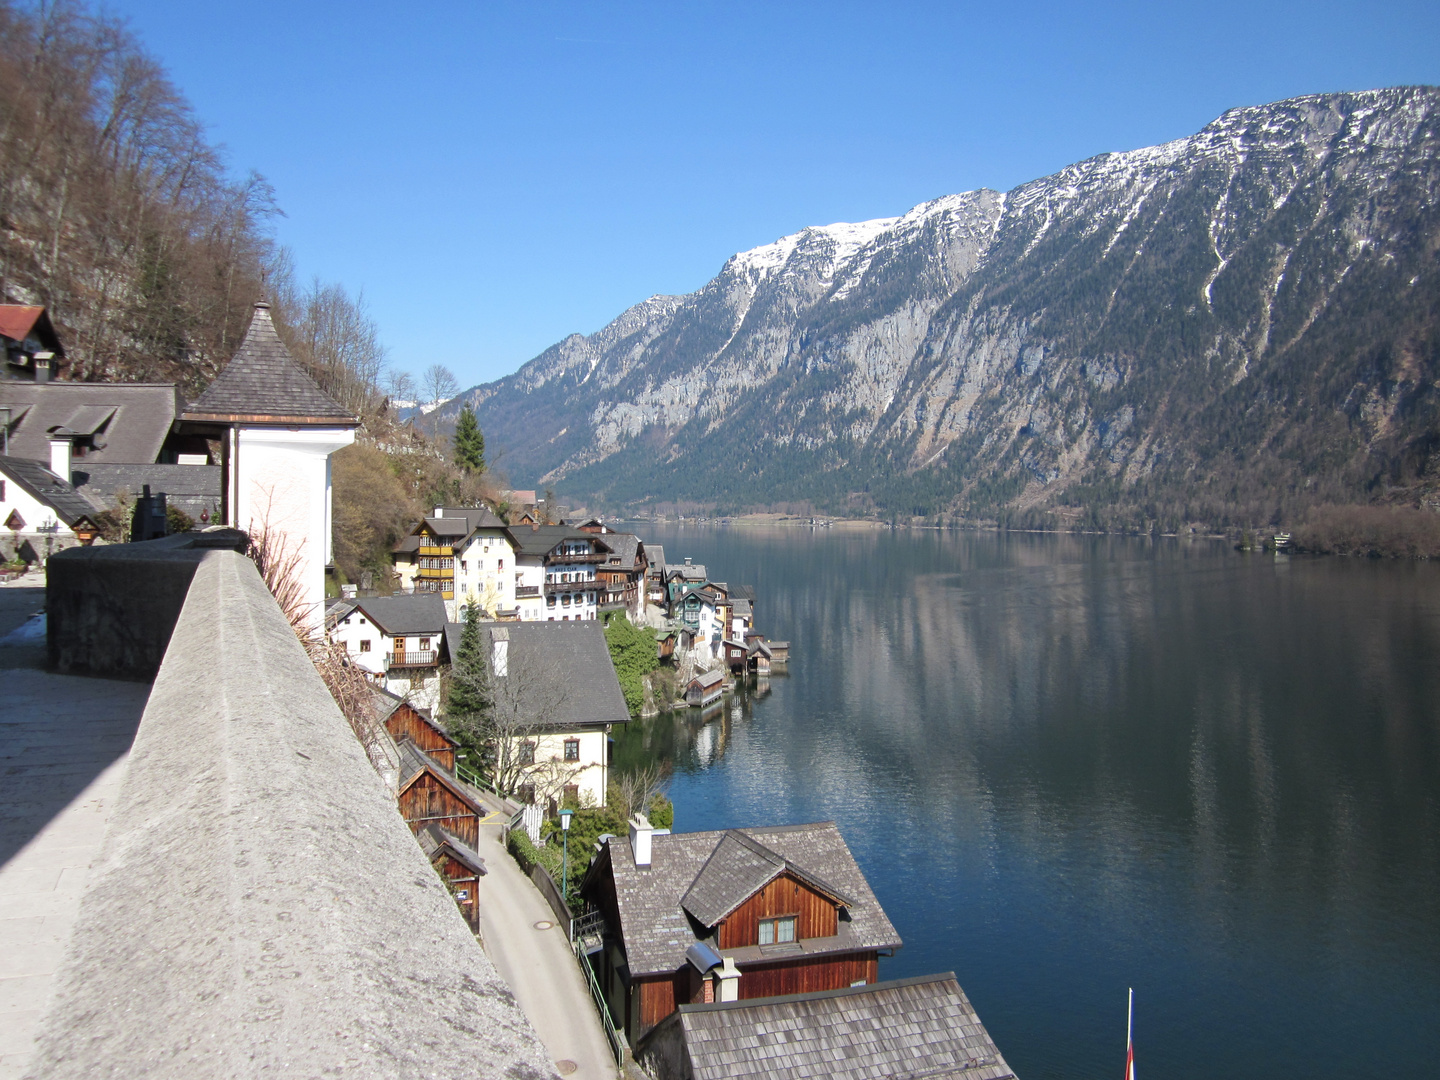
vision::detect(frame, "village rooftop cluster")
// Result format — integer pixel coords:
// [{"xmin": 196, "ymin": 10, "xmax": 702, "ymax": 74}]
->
[{"xmin": 3, "ymin": 302, "xmax": 1016, "ymax": 1080}]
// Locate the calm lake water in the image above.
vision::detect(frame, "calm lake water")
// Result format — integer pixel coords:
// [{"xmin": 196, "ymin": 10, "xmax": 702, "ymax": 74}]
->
[{"xmin": 612, "ymin": 525, "xmax": 1440, "ymax": 1080}]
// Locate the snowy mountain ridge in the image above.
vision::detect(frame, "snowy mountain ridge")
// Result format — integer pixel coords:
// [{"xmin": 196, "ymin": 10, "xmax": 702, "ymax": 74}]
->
[{"xmin": 437, "ymin": 87, "xmax": 1440, "ymax": 523}]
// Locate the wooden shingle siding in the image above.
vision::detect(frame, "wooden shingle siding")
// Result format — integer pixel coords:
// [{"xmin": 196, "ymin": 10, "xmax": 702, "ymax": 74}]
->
[
  {"xmin": 398, "ymin": 773, "xmax": 478, "ymax": 847},
  {"xmin": 384, "ymin": 704, "xmax": 455, "ymax": 769},
  {"xmin": 716, "ymin": 872, "xmax": 837, "ymax": 949},
  {"xmin": 737, "ymin": 951, "xmax": 877, "ymax": 1000}
]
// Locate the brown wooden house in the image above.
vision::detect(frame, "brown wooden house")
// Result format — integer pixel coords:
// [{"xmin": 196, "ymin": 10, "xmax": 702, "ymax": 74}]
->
[
  {"xmin": 372, "ymin": 686, "xmax": 456, "ymax": 770},
  {"xmin": 579, "ymin": 818, "xmax": 902, "ymax": 1044},
  {"xmin": 395, "ymin": 739, "xmax": 482, "ymax": 848},
  {"xmin": 417, "ymin": 823, "xmax": 487, "ymax": 932}
]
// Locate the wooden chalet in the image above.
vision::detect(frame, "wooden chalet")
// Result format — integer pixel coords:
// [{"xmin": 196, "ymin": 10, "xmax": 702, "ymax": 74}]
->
[
  {"xmin": 685, "ymin": 668, "xmax": 725, "ymax": 708},
  {"xmin": 580, "ymin": 819, "xmax": 902, "ymax": 1044},
  {"xmin": 635, "ymin": 973, "xmax": 1016, "ymax": 1080},
  {"xmin": 371, "ymin": 686, "xmax": 456, "ymax": 770},
  {"xmin": 417, "ymin": 823, "xmax": 487, "ymax": 932},
  {"xmin": 395, "ymin": 739, "xmax": 483, "ymax": 848}
]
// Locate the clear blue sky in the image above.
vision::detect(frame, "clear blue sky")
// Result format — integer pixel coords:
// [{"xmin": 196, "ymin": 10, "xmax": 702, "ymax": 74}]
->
[{"xmin": 107, "ymin": 0, "xmax": 1439, "ymax": 391}]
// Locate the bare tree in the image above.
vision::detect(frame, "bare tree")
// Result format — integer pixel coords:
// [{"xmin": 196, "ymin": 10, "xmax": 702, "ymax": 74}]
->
[
  {"xmin": 423, "ymin": 363, "xmax": 459, "ymax": 406},
  {"xmin": 445, "ymin": 631, "xmax": 579, "ymax": 802},
  {"xmin": 610, "ymin": 762, "xmax": 669, "ymax": 821},
  {"xmin": 384, "ymin": 367, "xmax": 416, "ymax": 405}
]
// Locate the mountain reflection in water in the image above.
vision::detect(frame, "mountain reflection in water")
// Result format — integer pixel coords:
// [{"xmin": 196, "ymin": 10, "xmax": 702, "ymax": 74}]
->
[{"xmin": 613, "ymin": 526, "xmax": 1440, "ymax": 1080}]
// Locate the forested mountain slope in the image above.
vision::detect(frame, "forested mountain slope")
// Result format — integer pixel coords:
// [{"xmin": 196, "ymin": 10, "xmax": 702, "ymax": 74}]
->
[{"xmin": 443, "ymin": 88, "xmax": 1440, "ymax": 528}]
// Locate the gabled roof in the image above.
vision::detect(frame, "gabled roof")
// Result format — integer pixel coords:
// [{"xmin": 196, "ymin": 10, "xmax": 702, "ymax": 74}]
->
[
  {"xmin": 585, "ymin": 822, "xmax": 900, "ymax": 977},
  {"xmin": 680, "ymin": 830, "xmax": 850, "ymax": 929},
  {"xmin": 418, "ymin": 824, "xmax": 487, "ymax": 877},
  {"xmin": 646, "ymin": 545, "xmax": 665, "ymax": 572},
  {"xmin": 504, "ymin": 524, "xmax": 614, "ymax": 559},
  {"xmin": 600, "ymin": 532, "xmax": 644, "ymax": 571},
  {"xmin": 731, "ymin": 598, "xmax": 752, "ymax": 617},
  {"xmin": 667, "ymin": 562, "xmax": 707, "ymax": 582},
  {"xmin": 688, "ymin": 669, "xmax": 724, "ymax": 691},
  {"xmin": 0, "ymin": 455, "xmax": 100, "ymax": 527},
  {"xmin": 664, "ymin": 974, "xmax": 1016, "ymax": 1080},
  {"xmin": 396, "ymin": 740, "xmax": 481, "ymax": 813},
  {"xmin": 369, "ymin": 685, "xmax": 451, "ymax": 741},
  {"xmin": 0, "ymin": 382, "xmax": 181, "ymax": 464},
  {"xmin": 442, "ymin": 619, "xmax": 630, "ymax": 728},
  {"xmin": 435, "ymin": 505, "xmax": 508, "ymax": 531},
  {"xmin": 350, "ymin": 594, "xmax": 449, "ymax": 637},
  {"xmin": 0, "ymin": 305, "xmax": 64, "ymax": 355},
  {"xmin": 181, "ymin": 303, "xmax": 356, "ymax": 425}
]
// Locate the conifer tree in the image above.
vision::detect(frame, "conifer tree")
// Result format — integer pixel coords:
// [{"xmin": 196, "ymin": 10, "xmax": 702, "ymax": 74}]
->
[
  {"xmin": 446, "ymin": 602, "xmax": 491, "ymax": 721},
  {"xmin": 452, "ymin": 404, "xmax": 486, "ymax": 473}
]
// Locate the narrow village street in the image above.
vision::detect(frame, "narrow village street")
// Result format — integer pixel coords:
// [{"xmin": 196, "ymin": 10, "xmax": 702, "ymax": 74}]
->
[{"xmin": 471, "ymin": 800, "xmax": 619, "ymax": 1080}]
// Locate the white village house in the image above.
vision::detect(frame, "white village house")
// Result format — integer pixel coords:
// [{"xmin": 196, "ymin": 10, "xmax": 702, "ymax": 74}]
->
[
  {"xmin": 329, "ymin": 593, "xmax": 450, "ymax": 712},
  {"xmin": 443, "ymin": 619, "xmax": 629, "ymax": 808}
]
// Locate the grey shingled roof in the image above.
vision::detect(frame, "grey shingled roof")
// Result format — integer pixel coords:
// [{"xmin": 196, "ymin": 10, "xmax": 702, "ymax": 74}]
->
[
  {"xmin": 670, "ymin": 973, "xmax": 1017, "ymax": 1080},
  {"xmin": 435, "ymin": 505, "xmax": 508, "ymax": 531},
  {"xmin": 647, "ymin": 545, "xmax": 665, "ymax": 573},
  {"xmin": 351, "ymin": 594, "xmax": 449, "ymax": 637},
  {"xmin": 591, "ymin": 822, "xmax": 901, "ymax": 977},
  {"xmin": 681, "ymin": 831, "xmax": 851, "ymax": 929},
  {"xmin": 442, "ymin": 619, "xmax": 629, "ymax": 729},
  {"xmin": 0, "ymin": 454, "xmax": 99, "ymax": 527},
  {"xmin": 0, "ymin": 383, "xmax": 180, "ymax": 464},
  {"xmin": 600, "ymin": 532, "xmax": 643, "ymax": 571},
  {"xmin": 71, "ymin": 463, "xmax": 220, "ymax": 519},
  {"xmin": 418, "ymin": 824, "xmax": 487, "ymax": 877},
  {"xmin": 182, "ymin": 304, "xmax": 356, "ymax": 424},
  {"xmin": 396, "ymin": 740, "xmax": 480, "ymax": 811},
  {"xmin": 505, "ymin": 524, "xmax": 614, "ymax": 559},
  {"xmin": 689, "ymin": 669, "xmax": 724, "ymax": 691}
]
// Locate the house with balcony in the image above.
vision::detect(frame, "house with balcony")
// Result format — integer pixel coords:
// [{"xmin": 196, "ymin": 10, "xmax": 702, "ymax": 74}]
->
[
  {"xmin": 579, "ymin": 818, "xmax": 903, "ymax": 1044},
  {"xmin": 329, "ymin": 593, "xmax": 449, "ymax": 711},
  {"xmin": 444, "ymin": 506, "xmax": 517, "ymax": 619},
  {"xmin": 507, "ymin": 524, "xmax": 614, "ymax": 622},
  {"xmin": 591, "ymin": 529, "xmax": 649, "ymax": 621}
]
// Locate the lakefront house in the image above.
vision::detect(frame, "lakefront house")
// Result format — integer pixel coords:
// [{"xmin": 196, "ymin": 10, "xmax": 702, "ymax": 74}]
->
[{"xmin": 579, "ymin": 817, "xmax": 902, "ymax": 1043}]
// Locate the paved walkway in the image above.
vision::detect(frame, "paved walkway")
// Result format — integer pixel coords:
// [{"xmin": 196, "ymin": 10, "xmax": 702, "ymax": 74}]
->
[
  {"xmin": 472, "ymin": 811, "xmax": 619, "ymax": 1080},
  {"xmin": 0, "ymin": 583, "xmax": 151, "ymax": 1079}
]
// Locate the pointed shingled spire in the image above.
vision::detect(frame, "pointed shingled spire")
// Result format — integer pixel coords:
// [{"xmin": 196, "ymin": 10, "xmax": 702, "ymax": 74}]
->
[{"xmin": 182, "ymin": 302, "xmax": 357, "ymax": 425}]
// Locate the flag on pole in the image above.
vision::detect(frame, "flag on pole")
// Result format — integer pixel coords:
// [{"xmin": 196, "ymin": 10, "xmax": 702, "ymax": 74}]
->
[{"xmin": 1124, "ymin": 987, "xmax": 1135, "ymax": 1080}]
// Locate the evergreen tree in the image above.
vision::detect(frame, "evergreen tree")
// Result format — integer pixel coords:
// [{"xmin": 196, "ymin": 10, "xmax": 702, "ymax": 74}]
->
[
  {"xmin": 446, "ymin": 602, "xmax": 491, "ymax": 721},
  {"xmin": 452, "ymin": 404, "xmax": 486, "ymax": 473}
]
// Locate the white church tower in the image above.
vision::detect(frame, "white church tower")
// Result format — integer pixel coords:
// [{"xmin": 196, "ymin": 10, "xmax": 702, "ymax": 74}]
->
[{"xmin": 181, "ymin": 302, "xmax": 356, "ymax": 628}]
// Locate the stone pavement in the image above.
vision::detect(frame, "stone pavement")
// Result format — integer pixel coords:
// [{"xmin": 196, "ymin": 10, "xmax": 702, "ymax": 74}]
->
[
  {"xmin": 472, "ymin": 807, "xmax": 620, "ymax": 1080},
  {"xmin": 0, "ymin": 583, "xmax": 151, "ymax": 1079}
]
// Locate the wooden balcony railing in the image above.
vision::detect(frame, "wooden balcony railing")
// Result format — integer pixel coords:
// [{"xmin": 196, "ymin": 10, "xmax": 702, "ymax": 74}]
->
[
  {"xmin": 389, "ymin": 650, "xmax": 438, "ymax": 668},
  {"xmin": 516, "ymin": 585, "xmax": 541, "ymax": 598},
  {"xmin": 545, "ymin": 579, "xmax": 598, "ymax": 595}
]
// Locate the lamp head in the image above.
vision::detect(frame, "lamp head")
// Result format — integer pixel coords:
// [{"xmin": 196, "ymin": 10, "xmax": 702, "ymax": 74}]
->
[{"xmin": 560, "ymin": 807, "xmax": 574, "ymax": 831}]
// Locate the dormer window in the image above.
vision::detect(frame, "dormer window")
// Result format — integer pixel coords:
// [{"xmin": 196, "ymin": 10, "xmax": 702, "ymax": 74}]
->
[{"xmin": 758, "ymin": 916, "xmax": 796, "ymax": 945}]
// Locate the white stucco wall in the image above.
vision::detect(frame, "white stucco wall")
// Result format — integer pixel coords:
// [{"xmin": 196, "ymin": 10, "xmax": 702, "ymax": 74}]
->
[
  {"xmin": 453, "ymin": 530, "xmax": 517, "ymax": 618},
  {"xmin": 514, "ymin": 555, "xmax": 545, "ymax": 621},
  {"xmin": 0, "ymin": 477, "xmax": 76, "ymax": 562},
  {"xmin": 231, "ymin": 425, "xmax": 354, "ymax": 629},
  {"xmin": 512, "ymin": 729, "xmax": 610, "ymax": 808}
]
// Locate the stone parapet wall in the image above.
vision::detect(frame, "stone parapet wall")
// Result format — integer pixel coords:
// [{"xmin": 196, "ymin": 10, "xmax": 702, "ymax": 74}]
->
[{"xmin": 25, "ymin": 549, "xmax": 555, "ymax": 1079}]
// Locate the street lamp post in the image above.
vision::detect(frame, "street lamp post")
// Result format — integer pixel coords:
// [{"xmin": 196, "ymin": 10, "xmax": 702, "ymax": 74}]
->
[{"xmin": 559, "ymin": 806, "xmax": 574, "ymax": 902}]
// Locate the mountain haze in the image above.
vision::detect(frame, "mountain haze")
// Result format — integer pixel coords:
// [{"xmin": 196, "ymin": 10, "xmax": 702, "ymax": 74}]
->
[{"xmin": 442, "ymin": 88, "xmax": 1440, "ymax": 527}]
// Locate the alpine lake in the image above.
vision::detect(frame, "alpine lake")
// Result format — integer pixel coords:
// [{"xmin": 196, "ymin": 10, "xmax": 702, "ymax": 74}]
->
[{"xmin": 611, "ymin": 524, "xmax": 1440, "ymax": 1080}]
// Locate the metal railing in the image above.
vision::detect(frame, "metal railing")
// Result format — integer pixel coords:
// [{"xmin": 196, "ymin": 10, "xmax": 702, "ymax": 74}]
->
[
  {"xmin": 574, "ymin": 928, "xmax": 628, "ymax": 1065},
  {"xmin": 455, "ymin": 759, "xmax": 499, "ymax": 796},
  {"xmin": 388, "ymin": 649, "xmax": 437, "ymax": 667}
]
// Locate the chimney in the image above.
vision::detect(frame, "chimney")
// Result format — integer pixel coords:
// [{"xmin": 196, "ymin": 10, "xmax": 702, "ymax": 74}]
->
[
  {"xmin": 684, "ymin": 557, "xmax": 692, "ymax": 565},
  {"xmin": 491, "ymin": 627, "xmax": 509, "ymax": 676},
  {"xmin": 717, "ymin": 957, "xmax": 741, "ymax": 1002},
  {"xmin": 48, "ymin": 432, "xmax": 71, "ymax": 481},
  {"xmin": 628, "ymin": 813, "xmax": 653, "ymax": 868}
]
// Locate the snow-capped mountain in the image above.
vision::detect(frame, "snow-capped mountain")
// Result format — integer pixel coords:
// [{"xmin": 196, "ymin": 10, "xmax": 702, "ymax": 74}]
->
[{"xmin": 438, "ymin": 87, "xmax": 1440, "ymax": 523}]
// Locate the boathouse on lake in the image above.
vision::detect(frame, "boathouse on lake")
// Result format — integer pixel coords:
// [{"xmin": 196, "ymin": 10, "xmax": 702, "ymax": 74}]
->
[
  {"xmin": 684, "ymin": 668, "xmax": 725, "ymax": 708},
  {"xmin": 579, "ymin": 817, "xmax": 902, "ymax": 1043}
]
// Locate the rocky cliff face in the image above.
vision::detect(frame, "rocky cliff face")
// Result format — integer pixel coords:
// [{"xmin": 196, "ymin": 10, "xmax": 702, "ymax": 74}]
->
[{"xmin": 442, "ymin": 87, "xmax": 1440, "ymax": 525}]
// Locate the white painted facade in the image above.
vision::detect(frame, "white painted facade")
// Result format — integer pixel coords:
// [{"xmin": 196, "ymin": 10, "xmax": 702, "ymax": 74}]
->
[
  {"xmin": 512, "ymin": 728, "xmax": 611, "ymax": 808},
  {"xmin": 330, "ymin": 605, "xmax": 444, "ymax": 713},
  {"xmin": 451, "ymin": 528, "xmax": 517, "ymax": 619},
  {"xmin": 0, "ymin": 473, "xmax": 77, "ymax": 562},
  {"xmin": 514, "ymin": 554, "xmax": 546, "ymax": 621},
  {"xmin": 543, "ymin": 561, "xmax": 600, "ymax": 622},
  {"xmin": 228, "ymin": 425, "xmax": 353, "ymax": 631}
]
